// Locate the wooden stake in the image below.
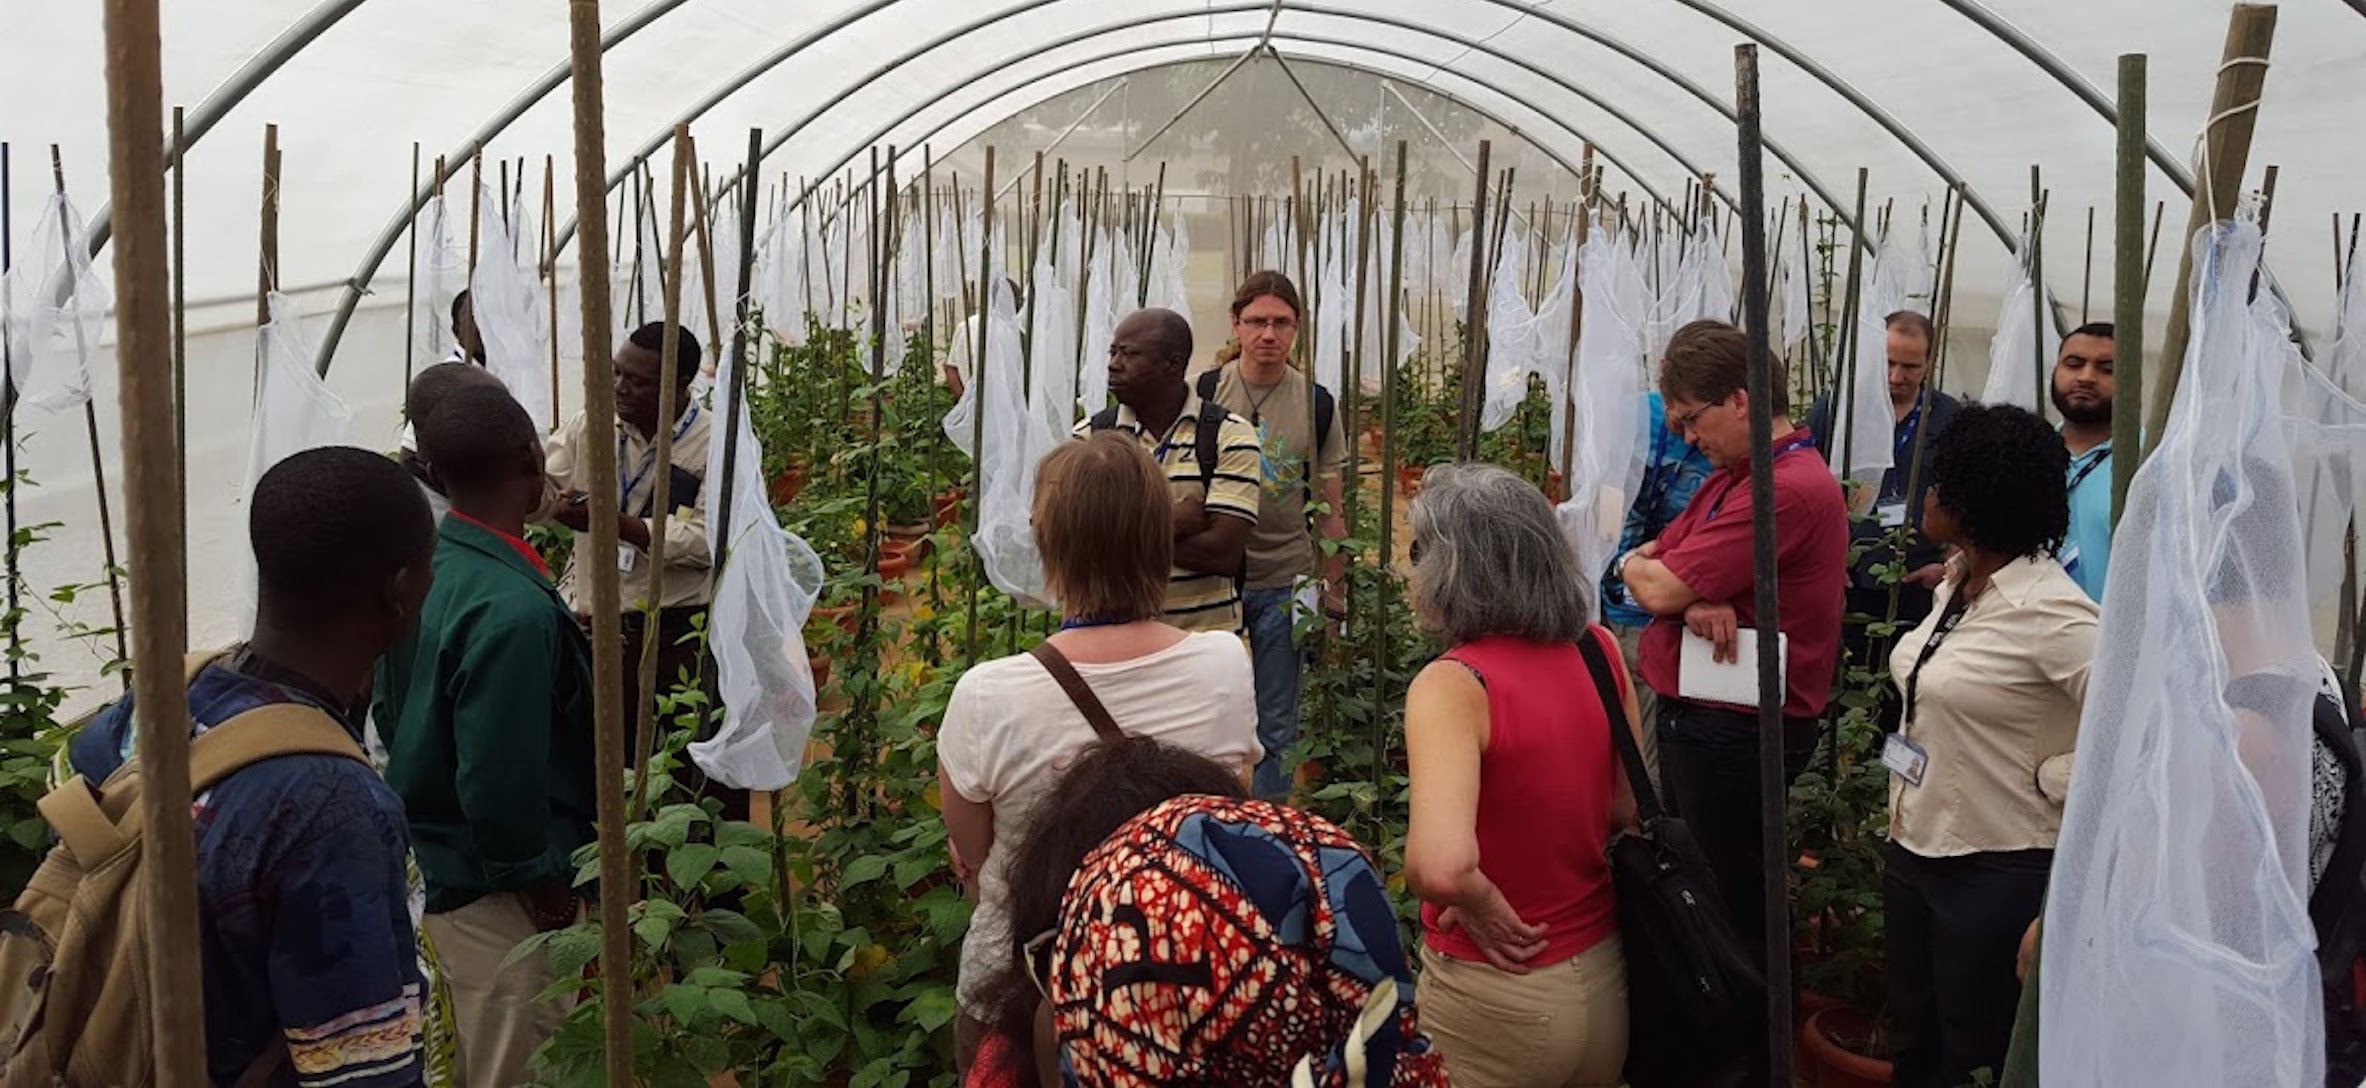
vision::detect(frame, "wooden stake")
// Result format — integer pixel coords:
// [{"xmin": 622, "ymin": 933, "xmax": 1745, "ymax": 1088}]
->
[
  {"xmin": 466, "ymin": 151, "xmax": 483, "ymax": 281},
  {"xmin": 2029, "ymin": 167, "xmax": 2049, "ymax": 425},
  {"xmin": 1732, "ymin": 44, "xmax": 1793, "ymax": 1081},
  {"xmin": 404, "ymin": 143, "xmax": 421, "ymax": 382},
  {"xmin": 2145, "ymin": 3, "xmax": 2277, "ymax": 454},
  {"xmin": 96, "ymin": 0, "xmax": 205, "ymax": 1074},
  {"xmin": 966, "ymin": 148, "xmax": 995, "ymax": 667},
  {"xmin": 560, "ymin": 0, "xmax": 634, "ymax": 1075},
  {"xmin": 1375, "ymin": 138, "xmax": 1409, "ymax": 792},
  {"xmin": 544, "ymin": 155, "xmax": 560, "ymax": 425},
  {"xmin": 1455, "ymin": 140, "xmax": 1492, "ymax": 461},
  {"xmin": 632, "ymin": 129, "xmax": 692, "ymax": 821},
  {"xmin": 171, "ymin": 109, "xmax": 187, "ymax": 612},
  {"xmin": 2, "ymin": 142, "xmax": 15, "ymax": 686},
  {"xmin": 49, "ymin": 149, "xmax": 131, "ymax": 686},
  {"xmin": 1832, "ymin": 168, "xmax": 1871, "ymax": 481}
]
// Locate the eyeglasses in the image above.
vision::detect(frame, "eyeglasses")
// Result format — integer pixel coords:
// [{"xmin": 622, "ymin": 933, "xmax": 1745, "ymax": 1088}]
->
[
  {"xmin": 1669, "ymin": 402, "xmax": 1716, "ymax": 435},
  {"xmin": 1240, "ymin": 317, "xmax": 1298, "ymax": 333},
  {"xmin": 1409, "ymin": 538, "xmax": 1424, "ymax": 566}
]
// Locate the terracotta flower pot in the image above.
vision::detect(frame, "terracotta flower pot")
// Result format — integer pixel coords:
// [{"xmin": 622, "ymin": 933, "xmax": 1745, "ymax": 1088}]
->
[
  {"xmin": 809, "ymin": 654, "xmax": 832, "ymax": 689},
  {"xmin": 1798, "ymin": 1007, "xmax": 1894, "ymax": 1088},
  {"xmin": 883, "ymin": 521, "xmax": 931, "ymax": 542},
  {"xmin": 877, "ymin": 553, "xmax": 913, "ymax": 581},
  {"xmin": 810, "ymin": 603, "xmax": 859, "ymax": 635},
  {"xmin": 1396, "ymin": 463, "xmax": 1425, "ymax": 497},
  {"xmin": 769, "ymin": 464, "xmax": 809, "ymax": 506}
]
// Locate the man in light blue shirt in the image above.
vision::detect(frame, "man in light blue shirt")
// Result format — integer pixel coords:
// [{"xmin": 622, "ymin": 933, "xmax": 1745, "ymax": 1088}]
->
[{"xmin": 2053, "ymin": 322, "xmax": 2117, "ymax": 601}]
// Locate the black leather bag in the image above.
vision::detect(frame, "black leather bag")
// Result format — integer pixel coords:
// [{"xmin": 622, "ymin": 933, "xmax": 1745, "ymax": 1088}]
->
[{"xmin": 1576, "ymin": 632, "xmax": 1765, "ymax": 1086}]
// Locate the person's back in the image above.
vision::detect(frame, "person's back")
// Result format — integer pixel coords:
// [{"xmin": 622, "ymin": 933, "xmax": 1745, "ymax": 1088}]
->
[
  {"xmin": 70, "ymin": 447, "xmax": 436, "ymax": 1085},
  {"xmin": 373, "ymin": 384, "xmax": 594, "ymax": 1084},
  {"xmin": 937, "ymin": 434, "xmax": 1261, "ymax": 1057},
  {"xmin": 1428, "ymin": 632, "xmax": 1619, "ymax": 964}
]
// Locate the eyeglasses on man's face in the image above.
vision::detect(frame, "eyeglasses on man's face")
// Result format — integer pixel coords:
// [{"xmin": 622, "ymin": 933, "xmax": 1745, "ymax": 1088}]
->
[{"xmin": 1239, "ymin": 316, "xmax": 1297, "ymax": 334}]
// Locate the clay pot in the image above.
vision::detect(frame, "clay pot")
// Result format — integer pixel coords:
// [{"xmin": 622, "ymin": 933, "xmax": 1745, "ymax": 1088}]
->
[
  {"xmin": 877, "ymin": 553, "xmax": 913, "ymax": 581},
  {"xmin": 810, "ymin": 603, "xmax": 859, "ymax": 635},
  {"xmin": 1798, "ymin": 1007, "xmax": 1894, "ymax": 1088},
  {"xmin": 1396, "ymin": 463, "xmax": 1426, "ymax": 497},
  {"xmin": 809, "ymin": 654, "xmax": 832, "ymax": 689},
  {"xmin": 768, "ymin": 464, "xmax": 809, "ymax": 506}
]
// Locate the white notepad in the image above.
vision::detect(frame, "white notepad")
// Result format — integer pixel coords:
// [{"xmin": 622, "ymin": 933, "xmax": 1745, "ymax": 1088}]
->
[{"xmin": 1678, "ymin": 628, "xmax": 1788, "ymax": 706}]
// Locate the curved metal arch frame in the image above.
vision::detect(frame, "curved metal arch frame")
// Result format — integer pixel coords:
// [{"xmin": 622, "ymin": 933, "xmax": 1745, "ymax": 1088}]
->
[{"xmin": 551, "ymin": 1, "xmax": 1752, "ymax": 253}]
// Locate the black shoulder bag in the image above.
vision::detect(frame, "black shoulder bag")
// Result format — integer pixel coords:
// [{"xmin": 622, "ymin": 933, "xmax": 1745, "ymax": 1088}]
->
[{"xmin": 1575, "ymin": 632, "xmax": 1765, "ymax": 1087}]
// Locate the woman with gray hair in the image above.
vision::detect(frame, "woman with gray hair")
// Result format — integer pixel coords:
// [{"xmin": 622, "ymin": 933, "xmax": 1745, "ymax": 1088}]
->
[{"xmin": 1400, "ymin": 462, "xmax": 1641, "ymax": 1088}]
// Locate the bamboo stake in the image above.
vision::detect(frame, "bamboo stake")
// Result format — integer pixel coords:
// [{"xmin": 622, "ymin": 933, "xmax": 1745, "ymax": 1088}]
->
[
  {"xmin": 257, "ymin": 125, "xmax": 279, "ymax": 328},
  {"xmin": 466, "ymin": 151, "xmax": 483, "ymax": 282},
  {"xmin": 714, "ymin": 128, "xmax": 761, "ymax": 585},
  {"xmin": 1561, "ymin": 147, "xmax": 1597, "ymax": 486},
  {"xmin": 2247, "ymin": 164, "xmax": 2281, "ymax": 303},
  {"xmin": 171, "ymin": 109, "xmax": 186, "ymax": 610},
  {"xmin": 1732, "ymin": 44, "xmax": 1792, "ymax": 1080},
  {"xmin": 855, "ymin": 148, "xmax": 897, "ymax": 758},
  {"xmin": 687, "ymin": 155, "xmax": 725, "ymax": 370},
  {"xmin": 96, "ymin": 0, "xmax": 205, "ymax": 1074},
  {"xmin": 544, "ymin": 155, "xmax": 561, "ymax": 425},
  {"xmin": 630, "ymin": 130, "xmax": 693, "ymax": 819},
  {"xmin": 2145, "ymin": 3, "xmax": 2277, "ymax": 455},
  {"xmin": 561, "ymin": 0, "xmax": 634, "ymax": 1075},
  {"xmin": 2, "ymin": 144, "xmax": 16, "ymax": 686},
  {"xmin": 1832, "ymin": 169, "xmax": 1871, "ymax": 481},
  {"xmin": 2143, "ymin": 199, "xmax": 2167, "ymax": 294},
  {"xmin": 966, "ymin": 149, "xmax": 995, "ymax": 667},
  {"xmin": 49, "ymin": 150, "xmax": 130, "ymax": 685},
  {"xmin": 2029, "ymin": 167, "xmax": 2049, "ymax": 425},
  {"xmin": 404, "ymin": 143, "xmax": 420, "ymax": 382},
  {"xmin": 2081, "ymin": 205, "xmax": 2097, "ymax": 324},
  {"xmin": 1455, "ymin": 140, "xmax": 1493, "ymax": 461},
  {"xmin": 1374, "ymin": 138, "xmax": 1409, "ymax": 806},
  {"xmin": 1343, "ymin": 157, "xmax": 1374, "ymax": 633}
]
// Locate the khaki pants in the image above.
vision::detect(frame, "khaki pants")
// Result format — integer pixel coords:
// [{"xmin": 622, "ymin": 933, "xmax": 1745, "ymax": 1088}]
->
[
  {"xmin": 1610, "ymin": 623, "xmax": 1661, "ymax": 789},
  {"xmin": 1416, "ymin": 939, "xmax": 1627, "ymax": 1088},
  {"xmin": 423, "ymin": 894, "xmax": 570, "ymax": 1087}
]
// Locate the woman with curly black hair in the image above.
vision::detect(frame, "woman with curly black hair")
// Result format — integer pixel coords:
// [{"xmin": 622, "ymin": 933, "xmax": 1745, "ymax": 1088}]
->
[{"xmin": 1882, "ymin": 402, "xmax": 2100, "ymax": 1088}]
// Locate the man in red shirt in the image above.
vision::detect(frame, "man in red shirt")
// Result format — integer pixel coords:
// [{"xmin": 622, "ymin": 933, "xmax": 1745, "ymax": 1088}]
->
[{"xmin": 1616, "ymin": 319, "xmax": 1848, "ymax": 970}]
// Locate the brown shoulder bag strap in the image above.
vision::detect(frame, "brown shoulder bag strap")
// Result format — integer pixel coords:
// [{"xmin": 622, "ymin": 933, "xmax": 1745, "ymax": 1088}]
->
[{"xmin": 1027, "ymin": 641, "xmax": 1125, "ymax": 741}]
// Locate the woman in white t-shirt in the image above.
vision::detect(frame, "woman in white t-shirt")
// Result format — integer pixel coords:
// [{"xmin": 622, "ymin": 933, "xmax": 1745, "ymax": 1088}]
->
[{"xmin": 937, "ymin": 432, "xmax": 1260, "ymax": 1072}]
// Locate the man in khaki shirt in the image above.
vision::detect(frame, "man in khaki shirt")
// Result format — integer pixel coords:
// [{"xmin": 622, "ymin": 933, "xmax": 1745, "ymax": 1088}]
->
[
  {"xmin": 543, "ymin": 322, "xmax": 713, "ymax": 750},
  {"xmin": 1200, "ymin": 271, "xmax": 1347, "ymax": 798}
]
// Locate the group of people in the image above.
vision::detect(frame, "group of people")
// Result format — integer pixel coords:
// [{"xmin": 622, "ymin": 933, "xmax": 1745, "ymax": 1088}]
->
[
  {"xmin": 43, "ymin": 257, "xmax": 2344, "ymax": 1088},
  {"xmin": 62, "ymin": 316, "xmax": 717, "ymax": 1085}
]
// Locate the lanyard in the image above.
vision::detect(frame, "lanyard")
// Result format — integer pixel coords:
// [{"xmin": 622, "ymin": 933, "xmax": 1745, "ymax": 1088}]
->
[
  {"xmin": 1903, "ymin": 591, "xmax": 1973, "ymax": 728},
  {"xmin": 618, "ymin": 404, "xmax": 701, "ymax": 513},
  {"xmin": 1702, "ymin": 430, "xmax": 1817, "ymax": 524},
  {"xmin": 1892, "ymin": 402, "xmax": 1924, "ymax": 461},
  {"xmin": 2067, "ymin": 445, "xmax": 2112, "ymax": 493}
]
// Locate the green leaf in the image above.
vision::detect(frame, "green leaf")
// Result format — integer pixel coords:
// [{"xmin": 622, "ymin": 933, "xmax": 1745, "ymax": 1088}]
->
[
  {"xmin": 788, "ymin": 989, "xmax": 850, "ymax": 1032},
  {"xmin": 900, "ymin": 984, "xmax": 958, "ymax": 1032},
  {"xmin": 710, "ymin": 987, "xmax": 760, "ymax": 1025},
  {"xmin": 659, "ymin": 983, "xmax": 709, "ymax": 1025},
  {"xmin": 680, "ymin": 1034, "xmax": 732, "ymax": 1075},
  {"xmin": 891, "ymin": 854, "xmax": 939, "ymax": 890},
  {"xmin": 650, "ymin": 1061, "xmax": 708, "ymax": 1088},
  {"xmin": 715, "ymin": 819, "xmax": 772, "ymax": 849},
  {"xmin": 665, "ymin": 843, "xmax": 722, "ymax": 888},
  {"xmin": 720, "ymin": 844, "xmax": 774, "ymax": 885},
  {"xmin": 840, "ymin": 854, "xmax": 890, "ymax": 888},
  {"xmin": 498, "ymin": 929, "xmax": 560, "ymax": 971},
  {"xmin": 683, "ymin": 965, "xmax": 750, "ymax": 988},
  {"xmin": 695, "ymin": 907, "xmax": 766, "ymax": 948},
  {"xmin": 634, "ymin": 899, "xmax": 687, "ymax": 950},
  {"xmin": 547, "ymin": 927, "xmax": 603, "ymax": 978}
]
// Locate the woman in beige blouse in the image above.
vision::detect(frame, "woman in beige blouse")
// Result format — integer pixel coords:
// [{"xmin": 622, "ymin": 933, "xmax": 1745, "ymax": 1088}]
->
[{"xmin": 1884, "ymin": 403, "xmax": 2098, "ymax": 1088}]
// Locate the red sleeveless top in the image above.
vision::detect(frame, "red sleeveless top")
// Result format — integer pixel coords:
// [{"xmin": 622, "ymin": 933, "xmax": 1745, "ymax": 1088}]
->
[{"xmin": 1421, "ymin": 628, "xmax": 1623, "ymax": 967}]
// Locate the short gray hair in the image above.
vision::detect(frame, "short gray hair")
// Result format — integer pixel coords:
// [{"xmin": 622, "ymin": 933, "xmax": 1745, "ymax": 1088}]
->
[{"xmin": 1407, "ymin": 462, "xmax": 1592, "ymax": 645}]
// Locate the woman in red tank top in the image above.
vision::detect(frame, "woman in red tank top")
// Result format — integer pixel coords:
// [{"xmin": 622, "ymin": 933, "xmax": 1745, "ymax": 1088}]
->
[{"xmin": 1400, "ymin": 463, "xmax": 1642, "ymax": 1088}]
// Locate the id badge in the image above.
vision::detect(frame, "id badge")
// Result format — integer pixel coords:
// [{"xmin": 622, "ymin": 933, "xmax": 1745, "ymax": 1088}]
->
[
  {"xmin": 1876, "ymin": 501, "xmax": 1908, "ymax": 528},
  {"xmin": 1882, "ymin": 733, "xmax": 1929, "ymax": 787},
  {"xmin": 616, "ymin": 544, "xmax": 640, "ymax": 574}
]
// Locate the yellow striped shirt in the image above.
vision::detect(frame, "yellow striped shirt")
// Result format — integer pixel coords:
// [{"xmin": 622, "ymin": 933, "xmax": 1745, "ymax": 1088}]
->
[{"xmin": 1074, "ymin": 394, "xmax": 1264, "ymax": 632}]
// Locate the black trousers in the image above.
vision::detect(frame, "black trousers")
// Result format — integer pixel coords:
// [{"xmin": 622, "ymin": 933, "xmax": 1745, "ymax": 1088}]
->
[
  {"xmin": 1884, "ymin": 844, "xmax": 2052, "ymax": 1088},
  {"xmin": 1655, "ymin": 702, "xmax": 1819, "ymax": 969}
]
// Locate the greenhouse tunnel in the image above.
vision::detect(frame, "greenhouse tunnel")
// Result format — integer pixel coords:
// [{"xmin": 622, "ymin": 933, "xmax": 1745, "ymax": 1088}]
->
[{"xmin": 2, "ymin": 0, "xmax": 2364, "ymax": 1083}]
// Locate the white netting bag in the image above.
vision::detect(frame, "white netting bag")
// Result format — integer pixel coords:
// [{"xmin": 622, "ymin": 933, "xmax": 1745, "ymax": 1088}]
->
[
  {"xmin": 943, "ymin": 274, "xmax": 1052, "ymax": 605},
  {"xmin": 2290, "ymin": 241, "xmax": 2366, "ymax": 605},
  {"xmin": 409, "ymin": 192, "xmax": 462, "ymax": 369},
  {"xmin": 1980, "ymin": 234, "xmax": 2060, "ymax": 413},
  {"xmin": 1028, "ymin": 252, "xmax": 1079, "ymax": 440},
  {"xmin": 1477, "ymin": 231, "xmax": 1541, "ymax": 433},
  {"xmin": 1780, "ymin": 244, "xmax": 1812, "ymax": 350},
  {"xmin": 470, "ymin": 186, "xmax": 556, "ymax": 433},
  {"xmin": 2040, "ymin": 217, "xmax": 2323, "ymax": 1087},
  {"xmin": 1077, "ymin": 228, "xmax": 1116, "ymax": 416},
  {"xmin": 691, "ymin": 329, "xmax": 826, "ymax": 790},
  {"xmin": 238, "ymin": 293, "xmax": 353, "ymax": 635},
  {"xmin": 1555, "ymin": 215, "xmax": 1649, "ymax": 592},
  {"xmin": 751, "ymin": 212, "xmax": 811, "ymax": 346},
  {"xmin": 2, "ymin": 192, "xmax": 107, "ymax": 414},
  {"xmin": 1828, "ymin": 247, "xmax": 1901, "ymax": 487}
]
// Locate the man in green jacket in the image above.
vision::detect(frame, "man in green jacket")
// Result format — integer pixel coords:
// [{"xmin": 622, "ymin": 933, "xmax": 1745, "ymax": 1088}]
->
[{"xmin": 373, "ymin": 384, "xmax": 595, "ymax": 1086}]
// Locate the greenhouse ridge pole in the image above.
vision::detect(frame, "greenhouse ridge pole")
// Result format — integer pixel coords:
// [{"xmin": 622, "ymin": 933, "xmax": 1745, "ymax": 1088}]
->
[
  {"xmin": 97, "ymin": 0, "xmax": 206, "ymax": 1076},
  {"xmin": 561, "ymin": 0, "xmax": 635, "ymax": 1078},
  {"xmin": 1732, "ymin": 43, "xmax": 1793, "ymax": 1080},
  {"xmin": 2144, "ymin": 3, "xmax": 2276, "ymax": 456}
]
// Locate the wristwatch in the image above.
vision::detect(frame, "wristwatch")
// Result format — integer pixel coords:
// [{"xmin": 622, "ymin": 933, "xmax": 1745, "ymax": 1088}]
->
[{"xmin": 1612, "ymin": 549, "xmax": 1635, "ymax": 580}]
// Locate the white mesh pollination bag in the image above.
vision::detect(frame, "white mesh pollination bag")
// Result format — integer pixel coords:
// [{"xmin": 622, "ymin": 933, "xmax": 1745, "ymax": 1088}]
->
[
  {"xmin": 2289, "ymin": 239, "xmax": 2366, "ymax": 605},
  {"xmin": 470, "ymin": 186, "xmax": 556, "ymax": 433},
  {"xmin": 1980, "ymin": 232, "xmax": 2060, "ymax": 413},
  {"xmin": 942, "ymin": 276, "xmax": 1053, "ymax": 606},
  {"xmin": 1555, "ymin": 215, "xmax": 1648, "ymax": 589},
  {"xmin": 691, "ymin": 332, "xmax": 827, "ymax": 790},
  {"xmin": 1478, "ymin": 230, "xmax": 1542, "ymax": 433},
  {"xmin": 238, "ymin": 293, "xmax": 353, "ymax": 636},
  {"xmin": 3, "ymin": 191, "xmax": 108, "ymax": 413},
  {"xmin": 2041, "ymin": 217, "xmax": 2323, "ymax": 1087}
]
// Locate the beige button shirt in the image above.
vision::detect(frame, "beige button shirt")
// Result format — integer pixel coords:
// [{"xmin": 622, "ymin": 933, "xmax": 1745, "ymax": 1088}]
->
[
  {"xmin": 1887, "ymin": 554, "xmax": 2099, "ymax": 857},
  {"xmin": 543, "ymin": 407, "xmax": 714, "ymax": 613}
]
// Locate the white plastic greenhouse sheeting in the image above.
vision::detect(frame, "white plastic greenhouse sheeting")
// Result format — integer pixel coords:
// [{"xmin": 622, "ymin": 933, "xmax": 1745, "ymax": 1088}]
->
[{"xmin": 3, "ymin": 0, "xmax": 2364, "ymax": 708}]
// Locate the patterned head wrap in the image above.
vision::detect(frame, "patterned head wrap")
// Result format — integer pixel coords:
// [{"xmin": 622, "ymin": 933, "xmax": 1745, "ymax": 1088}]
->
[{"xmin": 1049, "ymin": 795, "xmax": 1447, "ymax": 1086}]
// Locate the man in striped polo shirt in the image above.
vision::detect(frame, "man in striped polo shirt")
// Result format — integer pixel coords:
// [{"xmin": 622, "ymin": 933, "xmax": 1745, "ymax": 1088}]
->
[{"xmin": 1078, "ymin": 308, "xmax": 1264, "ymax": 633}]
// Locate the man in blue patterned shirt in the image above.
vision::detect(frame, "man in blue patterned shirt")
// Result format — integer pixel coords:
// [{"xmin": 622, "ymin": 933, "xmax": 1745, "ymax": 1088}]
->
[
  {"xmin": 1599, "ymin": 390, "xmax": 1712, "ymax": 772},
  {"xmin": 71, "ymin": 448, "xmax": 435, "ymax": 1086}
]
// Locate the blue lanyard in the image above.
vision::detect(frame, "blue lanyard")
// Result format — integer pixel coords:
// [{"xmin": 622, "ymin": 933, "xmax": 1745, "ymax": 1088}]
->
[
  {"xmin": 1702, "ymin": 430, "xmax": 1817, "ymax": 524},
  {"xmin": 1060, "ymin": 615, "xmax": 1134, "ymax": 631},
  {"xmin": 1892, "ymin": 402, "xmax": 1924, "ymax": 461},
  {"xmin": 618, "ymin": 404, "xmax": 701, "ymax": 512}
]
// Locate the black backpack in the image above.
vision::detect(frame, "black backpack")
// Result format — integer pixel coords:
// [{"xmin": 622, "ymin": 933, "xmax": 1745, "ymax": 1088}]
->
[
  {"xmin": 2311, "ymin": 673, "xmax": 2366, "ymax": 1085},
  {"xmin": 1086, "ymin": 394, "xmax": 1247, "ymax": 597}
]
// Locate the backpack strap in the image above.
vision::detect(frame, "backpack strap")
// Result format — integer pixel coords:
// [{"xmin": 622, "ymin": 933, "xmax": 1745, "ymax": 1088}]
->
[
  {"xmin": 186, "ymin": 704, "xmax": 369, "ymax": 793},
  {"xmin": 1194, "ymin": 398, "xmax": 1227, "ymax": 493},
  {"xmin": 2311, "ymin": 689, "xmax": 2366, "ymax": 977},
  {"xmin": 1195, "ymin": 368, "xmax": 1221, "ymax": 404},
  {"xmin": 1576, "ymin": 627, "xmax": 1663, "ymax": 825},
  {"xmin": 1313, "ymin": 382, "xmax": 1334, "ymax": 455},
  {"xmin": 1087, "ymin": 406, "xmax": 1120, "ymax": 432},
  {"xmin": 1027, "ymin": 642, "xmax": 1124, "ymax": 741}
]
